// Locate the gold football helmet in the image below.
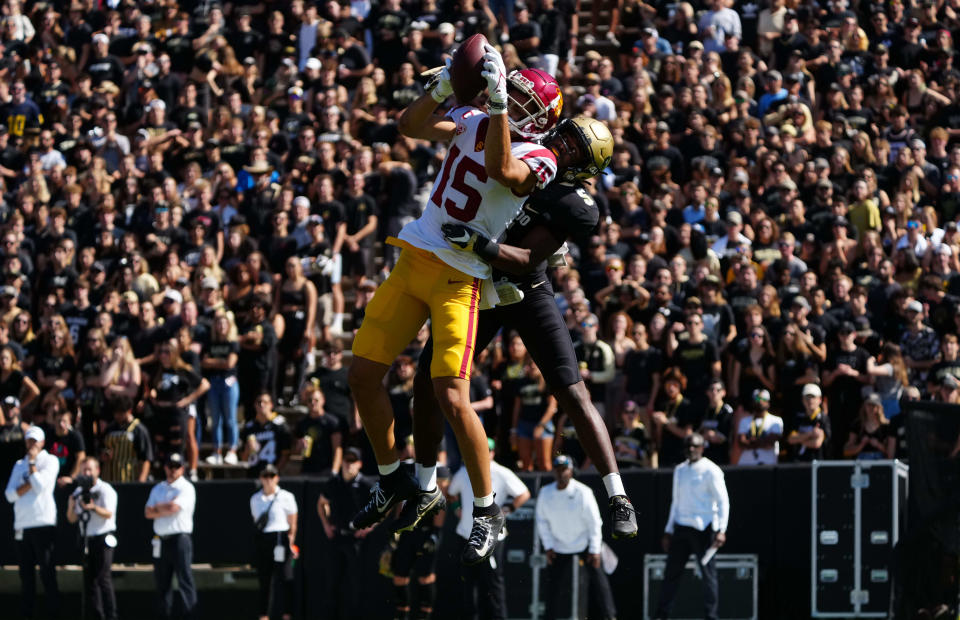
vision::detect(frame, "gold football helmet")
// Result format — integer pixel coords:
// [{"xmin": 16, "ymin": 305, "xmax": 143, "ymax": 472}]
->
[{"xmin": 549, "ymin": 116, "xmax": 614, "ymax": 182}]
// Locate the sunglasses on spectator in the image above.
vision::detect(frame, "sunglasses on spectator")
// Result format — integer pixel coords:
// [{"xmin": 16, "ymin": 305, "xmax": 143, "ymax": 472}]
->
[{"xmin": 581, "ymin": 321, "xmax": 597, "ymax": 328}]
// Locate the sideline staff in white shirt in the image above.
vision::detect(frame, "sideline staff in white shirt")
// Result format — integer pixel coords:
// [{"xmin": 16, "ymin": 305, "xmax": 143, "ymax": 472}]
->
[
  {"xmin": 535, "ymin": 454, "xmax": 616, "ymax": 620},
  {"xmin": 656, "ymin": 433, "xmax": 730, "ymax": 620},
  {"xmin": 145, "ymin": 452, "xmax": 197, "ymax": 620},
  {"xmin": 249, "ymin": 463, "xmax": 299, "ymax": 620},
  {"xmin": 448, "ymin": 438, "xmax": 530, "ymax": 619},
  {"xmin": 4, "ymin": 425, "xmax": 60, "ymax": 618},
  {"xmin": 67, "ymin": 456, "xmax": 119, "ymax": 620}
]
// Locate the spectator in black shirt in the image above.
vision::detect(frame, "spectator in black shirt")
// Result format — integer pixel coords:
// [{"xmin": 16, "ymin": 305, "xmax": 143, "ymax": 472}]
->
[
  {"xmin": 295, "ymin": 384, "xmax": 343, "ymax": 476},
  {"xmin": 785, "ymin": 383, "xmax": 830, "ymax": 462},
  {"xmin": 652, "ymin": 368, "xmax": 700, "ymax": 467}
]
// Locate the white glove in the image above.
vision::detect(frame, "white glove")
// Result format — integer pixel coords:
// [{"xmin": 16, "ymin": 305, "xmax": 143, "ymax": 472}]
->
[
  {"xmin": 481, "ymin": 43, "xmax": 508, "ymax": 114},
  {"xmin": 429, "ymin": 58, "xmax": 454, "ymax": 103}
]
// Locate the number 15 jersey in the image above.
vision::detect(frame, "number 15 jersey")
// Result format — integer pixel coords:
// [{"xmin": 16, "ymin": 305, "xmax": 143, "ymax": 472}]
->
[{"xmin": 398, "ymin": 105, "xmax": 557, "ymax": 279}]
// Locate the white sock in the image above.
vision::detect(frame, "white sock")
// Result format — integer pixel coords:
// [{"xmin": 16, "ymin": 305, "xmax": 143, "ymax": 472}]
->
[
  {"xmin": 415, "ymin": 463, "xmax": 437, "ymax": 491},
  {"xmin": 603, "ymin": 473, "xmax": 626, "ymax": 498},
  {"xmin": 378, "ymin": 460, "xmax": 400, "ymax": 476},
  {"xmin": 473, "ymin": 493, "xmax": 494, "ymax": 508}
]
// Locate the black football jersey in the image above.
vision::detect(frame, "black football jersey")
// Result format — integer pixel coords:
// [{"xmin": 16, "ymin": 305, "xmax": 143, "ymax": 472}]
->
[{"xmin": 494, "ymin": 181, "xmax": 599, "ymax": 285}]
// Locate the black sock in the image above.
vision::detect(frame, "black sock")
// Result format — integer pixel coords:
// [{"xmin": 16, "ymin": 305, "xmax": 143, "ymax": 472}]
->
[{"xmin": 473, "ymin": 502, "xmax": 500, "ymax": 518}]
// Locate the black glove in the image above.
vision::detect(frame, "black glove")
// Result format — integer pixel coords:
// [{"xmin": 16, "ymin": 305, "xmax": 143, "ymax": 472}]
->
[{"xmin": 441, "ymin": 223, "xmax": 499, "ymax": 261}]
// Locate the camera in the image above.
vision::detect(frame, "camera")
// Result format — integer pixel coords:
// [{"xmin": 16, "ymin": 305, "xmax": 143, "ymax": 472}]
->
[{"xmin": 73, "ymin": 475, "xmax": 100, "ymax": 505}]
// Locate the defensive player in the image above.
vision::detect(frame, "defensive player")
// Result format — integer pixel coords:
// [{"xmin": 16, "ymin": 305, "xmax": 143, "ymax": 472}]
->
[
  {"xmin": 396, "ymin": 117, "xmax": 639, "ymax": 540},
  {"xmin": 348, "ymin": 44, "xmax": 563, "ymax": 565}
]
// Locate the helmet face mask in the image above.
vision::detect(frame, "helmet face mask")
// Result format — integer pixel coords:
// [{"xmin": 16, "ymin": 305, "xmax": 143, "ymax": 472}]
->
[
  {"xmin": 547, "ymin": 117, "xmax": 614, "ymax": 182},
  {"xmin": 505, "ymin": 69, "xmax": 563, "ymax": 139}
]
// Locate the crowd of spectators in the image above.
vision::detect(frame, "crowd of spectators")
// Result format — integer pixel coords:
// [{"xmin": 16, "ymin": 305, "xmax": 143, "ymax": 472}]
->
[{"xmin": 0, "ymin": 0, "xmax": 957, "ymax": 487}]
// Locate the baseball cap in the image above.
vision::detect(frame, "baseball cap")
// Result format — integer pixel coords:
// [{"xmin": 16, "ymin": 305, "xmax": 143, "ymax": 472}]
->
[
  {"xmin": 906, "ymin": 300, "xmax": 923, "ymax": 314},
  {"xmin": 163, "ymin": 289, "xmax": 183, "ymax": 304},
  {"xmin": 260, "ymin": 463, "xmax": 279, "ymax": 477},
  {"xmin": 864, "ymin": 392, "xmax": 883, "ymax": 406},
  {"xmin": 343, "ymin": 447, "xmax": 362, "ymax": 461},
  {"xmin": 553, "ymin": 454, "xmax": 574, "ymax": 469},
  {"xmin": 3, "ymin": 395, "xmax": 20, "ymax": 408},
  {"xmin": 148, "ymin": 99, "xmax": 166, "ymax": 112},
  {"xmin": 0, "ymin": 285, "xmax": 16, "ymax": 297},
  {"xmin": 165, "ymin": 452, "xmax": 184, "ymax": 468},
  {"xmin": 802, "ymin": 384, "xmax": 821, "ymax": 398},
  {"xmin": 93, "ymin": 33, "xmax": 109, "ymax": 45},
  {"xmin": 201, "ymin": 276, "xmax": 219, "ymax": 290},
  {"xmin": 305, "ymin": 57, "xmax": 322, "ymax": 71},
  {"xmin": 753, "ymin": 389, "xmax": 771, "ymax": 402},
  {"xmin": 122, "ymin": 290, "xmax": 139, "ymax": 303},
  {"xmin": 726, "ymin": 210, "xmax": 743, "ymax": 225},
  {"xmin": 25, "ymin": 426, "xmax": 44, "ymax": 442},
  {"xmin": 293, "ymin": 196, "xmax": 311, "ymax": 209},
  {"xmin": 438, "ymin": 22, "xmax": 455, "ymax": 35},
  {"xmin": 688, "ymin": 40, "xmax": 704, "ymax": 50},
  {"xmin": 838, "ymin": 321, "xmax": 856, "ymax": 334}
]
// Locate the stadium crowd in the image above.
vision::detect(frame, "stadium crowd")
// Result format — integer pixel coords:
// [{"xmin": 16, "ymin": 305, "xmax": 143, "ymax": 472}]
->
[{"xmin": 0, "ymin": 0, "xmax": 956, "ymax": 490}]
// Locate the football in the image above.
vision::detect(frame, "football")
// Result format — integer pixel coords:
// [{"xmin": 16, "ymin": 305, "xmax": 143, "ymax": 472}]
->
[{"xmin": 450, "ymin": 33, "xmax": 489, "ymax": 104}]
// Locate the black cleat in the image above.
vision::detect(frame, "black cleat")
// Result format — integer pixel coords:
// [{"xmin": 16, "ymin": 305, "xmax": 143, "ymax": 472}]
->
[
  {"xmin": 392, "ymin": 487, "xmax": 446, "ymax": 534},
  {"xmin": 610, "ymin": 495, "xmax": 638, "ymax": 539},
  {"xmin": 350, "ymin": 470, "xmax": 419, "ymax": 531},
  {"xmin": 461, "ymin": 510, "xmax": 505, "ymax": 565}
]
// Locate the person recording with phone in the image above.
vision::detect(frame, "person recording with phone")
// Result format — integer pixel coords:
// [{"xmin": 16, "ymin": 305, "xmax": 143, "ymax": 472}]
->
[
  {"xmin": 66, "ymin": 456, "xmax": 119, "ymax": 620},
  {"xmin": 655, "ymin": 433, "xmax": 729, "ymax": 620}
]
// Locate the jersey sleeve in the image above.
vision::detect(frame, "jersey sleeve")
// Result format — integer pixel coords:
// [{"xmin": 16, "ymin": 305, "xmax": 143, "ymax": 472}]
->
[
  {"xmin": 445, "ymin": 105, "xmax": 485, "ymax": 136},
  {"xmin": 511, "ymin": 142, "xmax": 558, "ymax": 189}
]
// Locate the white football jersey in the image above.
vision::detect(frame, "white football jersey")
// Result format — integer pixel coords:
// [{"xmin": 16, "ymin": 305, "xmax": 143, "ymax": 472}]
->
[{"xmin": 399, "ymin": 106, "xmax": 557, "ymax": 279}]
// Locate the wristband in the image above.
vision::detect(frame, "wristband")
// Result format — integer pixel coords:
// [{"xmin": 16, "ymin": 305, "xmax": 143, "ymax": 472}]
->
[
  {"xmin": 487, "ymin": 100, "xmax": 507, "ymax": 115},
  {"xmin": 474, "ymin": 236, "xmax": 500, "ymax": 261},
  {"xmin": 431, "ymin": 87, "xmax": 448, "ymax": 103}
]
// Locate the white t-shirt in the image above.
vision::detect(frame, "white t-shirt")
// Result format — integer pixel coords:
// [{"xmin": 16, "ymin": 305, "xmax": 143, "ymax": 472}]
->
[
  {"xmin": 737, "ymin": 413, "xmax": 784, "ymax": 465},
  {"xmin": 398, "ymin": 106, "xmax": 557, "ymax": 279},
  {"xmin": 448, "ymin": 461, "xmax": 529, "ymax": 539},
  {"xmin": 146, "ymin": 475, "xmax": 196, "ymax": 536},
  {"xmin": 249, "ymin": 487, "xmax": 298, "ymax": 533}
]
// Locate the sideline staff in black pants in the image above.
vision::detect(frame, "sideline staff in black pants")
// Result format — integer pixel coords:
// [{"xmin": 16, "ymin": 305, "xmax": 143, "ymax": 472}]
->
[
  {"xmin": 656, "ymin": 433, "xmax": 730, "ymax": 620},
  {"xmin": 145, "ymin": 452, "xmax": 197, "ymax": 620},
  {"xmin": 317, "ymin": 447, "xmax": 373, "ymax": 619},
  {"xmin": 249, "ymin": 464, "xmax": 299, "ymax": 620},
  {"xmin": 67, "ymin": 457, "xmax": 119, "ymax": 620},
  {"xmin": 535, "ymin": 455, "xmax": 616, "ymax": 620}
]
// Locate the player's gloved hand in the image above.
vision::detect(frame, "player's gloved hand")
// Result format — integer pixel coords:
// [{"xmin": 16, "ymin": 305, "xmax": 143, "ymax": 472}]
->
[
  {"xmin": 428, "ymin": 58, "xmax": 454, "ymax": 103},
  {"xmin": 442, "ymin": 223, "xmax": 500, "ymax": 261},
  {"xmin": 481, "ymin": 43, "xmax": 508, "ymax": 115}
]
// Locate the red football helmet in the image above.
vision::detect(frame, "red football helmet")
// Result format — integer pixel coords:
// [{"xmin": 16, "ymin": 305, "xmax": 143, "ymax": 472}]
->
[{"xmin": 506, "ymin": 68, "xmax": 563, "ymax": 139}]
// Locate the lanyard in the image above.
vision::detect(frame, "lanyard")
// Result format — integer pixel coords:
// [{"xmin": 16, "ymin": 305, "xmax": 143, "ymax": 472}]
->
[{"xmin": 751, "ymin": 414, "xmax": 768, "ymax": 438}]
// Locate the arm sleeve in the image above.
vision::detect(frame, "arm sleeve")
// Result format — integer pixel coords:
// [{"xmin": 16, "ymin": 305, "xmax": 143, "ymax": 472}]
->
[
  {"xmin": 5, "ymin": 463, "xmax": 21, "ymax": 503},
  {"xmin": 583, "ymin": 487, "xmax": 604, "ymax": 554},
  {"xmin": 103, "ymin": 483, "xmax": 118, "ymax": 514},
  {"xmin": 535, "ymin": 489, "xmax": 557, "ymax": 551},
  {"xmin": 512, "ymin": 142, "xmax": 558, "ymax": 189},
  {"xmin": 284, "ymin": 491, "xmax": 298, "ymax": 517},
  {"xmin": 145, "ymin": 485, "xmax": 160, "ymax": 509},
  {"xmin": 249, "ymin": 494, "xmax": 259, "ymax": 521},
  {"xmin": 29, "ymin": 453, "xmax": 58, "ymax": 494},
  {"xmin": 503, "ymin": 469, "xmax": 530, "ymax": 500},
  {"xmin": 175, "ymin": 483, "xmax": 196, "ymax": 515},
  {"xmin": 713, "ymin": 467, "xmax": 730, "ymax": 533},
  {"xmin": 664, "ymin": 467, "xmax": 679, "ymax": 534}
]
